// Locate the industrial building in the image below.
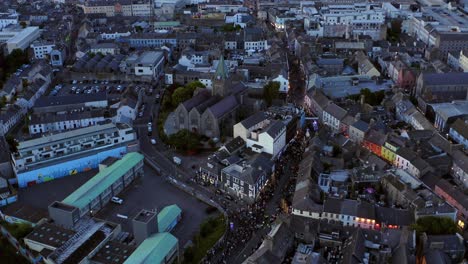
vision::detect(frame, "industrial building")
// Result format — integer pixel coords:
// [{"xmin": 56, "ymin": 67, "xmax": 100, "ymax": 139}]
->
[
  {"xmin": 50, "ymin": 152, "xmax": 144, "ymax": 219},
  {"xmin": 13, "ymin": 123, "xmax": 139, "ymax": 188},
  {"xmin": 0, "ymin": 26, "xmax": 41, "ymax": 54}
]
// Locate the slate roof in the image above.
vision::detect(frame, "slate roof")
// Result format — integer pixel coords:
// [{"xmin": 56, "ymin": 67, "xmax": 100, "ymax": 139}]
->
[
  {"xmin": 265, "ymin": 120, "xmax": 285, "ymax": 139},
  {"xmin": 396, "ymin": 147, "xmax": 417, "ymax": 161},
  {"xmin": 352, "ymin": 120, "xmax": 369, "ymax": 132},
  {"xmin": 223, "ymin": 136, "xmax": 245, "ymax": 154},
  {"xmin": 311, "ymin": 90, "xmax": 331, "ymax": 108},
  {"xmin": 323, "ymin": 198, "xmax": 375, "ymax": 219},
  {"xmin": 452, "ymin": 150, "xmax": 468, "ymax": 173},
  {"xmin": 223, "ymin": 153, "xmax": 273, "ymax": 185},
  {"xmin": 365, "ymin": 130, "xmax": 386, "ymax": 146},
  {"xmin": 374, "ymin": 206, "xmax": 414, "ymax": 226},
  {"xmin": 422, "ymin": 72, "xmax": 468, "ymax": 86},
  {"xmin": 324, "ymin": 103, "xmax": 347, "ymax": 120},
  {"xmin": 182, "ymin": 90, "xmax": 211, "ymax": 111},
  {"xmin": 450, "ymin": 118, "xmax": 468, "ymax": 139},
  {"xmin": 342, "ymin": 229, "xmax": 366, "ymax": 264},
  {"xmin": 209, "ymin": 95, "xmax": 238, "ymax": 118},
  {"xmin": 436, "ymin": 179, "xmax": 468, "ymax": 209},
  {"xmin": 35, "ymin": 93, "xmax": 107, "ymax": 108},
  {"xmin": 240, "ymin": 112, "xmax": 267, "ymax": 129}
]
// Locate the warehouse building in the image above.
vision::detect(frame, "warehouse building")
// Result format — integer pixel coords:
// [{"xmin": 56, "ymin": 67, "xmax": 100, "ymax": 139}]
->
[{"xmin": 50, "ymin": 152, "xmax": 144, "ymax": 220}]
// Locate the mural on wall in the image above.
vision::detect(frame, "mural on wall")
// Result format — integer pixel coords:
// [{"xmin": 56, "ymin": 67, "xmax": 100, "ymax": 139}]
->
[{"xmin": 17, "ymin": 146, "xmax": 128, "ymax": 188}]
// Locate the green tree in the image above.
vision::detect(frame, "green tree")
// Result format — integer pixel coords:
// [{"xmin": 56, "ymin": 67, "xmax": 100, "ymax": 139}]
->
[
  {"xmin": 167, "ymin": 129, "xmax": 201, "ymax": 151},
  {"xmin": 332, "ymin": 144, "xmax": 341, "ymax": 157},
  {"xmin": 5, "ymin": 135, "xmax": 18, "ymax": 152},
  {"xmin": 171, "ymin": 81, "xmax": 205, "ymax": 107},
  {"xmin": 263, "ymin": 81, "xmax": 280, "ymax": 107},
  {"xmin": 135, "ymin": 25, "xmax": 143, "ymax": 33},
  {"xmin": 387, "ymin": 20, "xmax": 402, "ymax": 42},
  {"xmin": 411, "ymin": 216, "xmax": 458, "ymax": 235},
  {"xmin": 0, "ymin": 96, "xmax": 6, "ymax": 108}
]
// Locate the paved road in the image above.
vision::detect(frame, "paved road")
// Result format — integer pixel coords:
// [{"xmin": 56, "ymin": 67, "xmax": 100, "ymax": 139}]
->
[{"xmin": 95, "ymin": 165, "xmax": 210, "ymax": 247}]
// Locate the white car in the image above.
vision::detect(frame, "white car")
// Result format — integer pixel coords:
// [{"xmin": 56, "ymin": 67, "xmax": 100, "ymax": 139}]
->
[
  {"xmin": 151, "ymin": 139, "xmax": 156, "ymax": 145},
  {"xmin": 111, "ymin": 197, "xmax": 123, "ymax": 204}
]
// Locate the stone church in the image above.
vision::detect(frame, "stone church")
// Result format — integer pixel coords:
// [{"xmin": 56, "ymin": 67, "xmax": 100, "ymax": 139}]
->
[{"xmin": 173, "ymin": 56, "xmax": 248, "ymax": 138}]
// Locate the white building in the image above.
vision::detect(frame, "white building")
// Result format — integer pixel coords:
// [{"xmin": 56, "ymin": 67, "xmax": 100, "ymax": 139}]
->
[
  {"xmin": 451, "ymin": 150, "xmax": 468, "ymax": 188},
  {"xmin": 13, "ymin": 123, "xmax": 136, "ymax": 175},
  {"xmin": 89, "ymin": 43, "xmax": 119, "ymax": 55},
  {"xmin": 0, "ymin": 11, "xmax": 18, "ymax": 29},
  {"xmin": 449, "ymin": 119, "xmax": 468, "ymax": 149},
  {"xmin": 133, "ymin": 51, "xmax": 165, "ymax": 78},
  {"xmin": 3, "ymin": 26, "xmax": 41, "ymax": 54},
  {"xmin": 233, "ymin": 112, "xmax": 286, "ymax": 157},
  {"xmin": 28, "ymin": 110, "xmax": 109, "ymax": 135},
  {"xmin": 31, "ymin": 42, "xmax": 55, "ymax": 59},
  {"xmin": 0, "ymin": 27, "xmax": 41, "ymax": 54},
  {"xmin": 322, "ymin": 103, "xmax": 347, "ymax": 133},
  {"xmin": 272, "ymin": 72, "xmax": 289, "ymax": 93},
  {"xmin": 304, "ymin": 3, "xmax": 386, "ymax": 40}
]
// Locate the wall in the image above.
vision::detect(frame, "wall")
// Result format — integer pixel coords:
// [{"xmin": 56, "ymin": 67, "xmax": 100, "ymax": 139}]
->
[{"xmin": 17, "ymin": 146, "xmax": 127, "ymax": 188}]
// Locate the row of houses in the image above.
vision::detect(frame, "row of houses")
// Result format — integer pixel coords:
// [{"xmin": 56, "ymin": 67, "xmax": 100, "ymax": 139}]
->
[{"xmin": 0, "ymin": 61, "xmax": 52, "ymax": 135}]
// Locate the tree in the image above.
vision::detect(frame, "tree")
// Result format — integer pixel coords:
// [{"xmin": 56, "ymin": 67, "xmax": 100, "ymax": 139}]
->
[
  {"xmin": 167, "ymin": 129, "xmax": 201, "ymax": 151},
  {"xmin": 332, "ymin": 144, "xmax": 341, "ymax": 157},
  {"xmin": 171, "ymin": 81, "xmax": 205, "ymax": 107},
  {"xmin": 387, "ymin": 20, "xmax": 402, "ymax": 42},
  {"xmin": 19, "ymin": 21, "xmax": 26, "ymax": 28},
  {"xmin": 0, "ymin": 96, "xmax": 6, "ymax": 108},
  {"xmin": 263, "ymin": 81, "xmax": 280, "ymax": 107},
  {"xmin": 411, "ymin": 216, "xmax": 458, "ymax": 235},
  {"xmin": 5, "ymin": 135, "xmax": 18, "ymax": 152},
  {"xmin": 134, "ymin": 25, "xmax": 143, "ymax": 33}
]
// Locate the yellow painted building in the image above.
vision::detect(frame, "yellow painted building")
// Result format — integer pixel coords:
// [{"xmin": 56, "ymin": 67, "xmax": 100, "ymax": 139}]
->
[{"xmin": 381, "ymin": 141, "xmax": 398, "ymax": 164}]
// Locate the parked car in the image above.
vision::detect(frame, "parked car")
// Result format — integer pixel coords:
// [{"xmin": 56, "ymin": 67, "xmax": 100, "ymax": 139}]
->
[
  {"xmin": 151, "ymin": 139, "xmax": 156, "ymax": 145},
  {"xmin": 111, "ymin": 196, "xmax": 123, "ymax": 204}
]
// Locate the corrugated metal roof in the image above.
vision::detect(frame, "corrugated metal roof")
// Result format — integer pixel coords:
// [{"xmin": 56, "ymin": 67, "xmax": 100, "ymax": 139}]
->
[
  {"xmin": 158, "ymin": 204, "xmax": 182, "ymax": 232},
  {"xmin": 123, "ymin": 232, "xmax": 178, "ymax": 264},
  {"xmin": 62, "ymin": 152, "xmax": 143, "ymax": 209}
]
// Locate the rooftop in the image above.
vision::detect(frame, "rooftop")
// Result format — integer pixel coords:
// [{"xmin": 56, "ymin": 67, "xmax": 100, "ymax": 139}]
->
[
  {"xmin": 62, "ymin": 152, "xmax": 144, "ymax": 210},
  {"xmin": 18, "ymin": 123, "xmax": 125, "ymax": 150},
  {"xmin": 91, "ymin": 240, "xmax": 136, "ymax": 264},
  {"xmin": 25, "ymin": 223, "xmax": 76, "ymax": 249},
  {"xmin": 122, "ymin": 232, "xmax": 177, "ymax": 264},
  {"xmin": 158, "ymin": 204, "xmax": 182, "ymax": 232}
]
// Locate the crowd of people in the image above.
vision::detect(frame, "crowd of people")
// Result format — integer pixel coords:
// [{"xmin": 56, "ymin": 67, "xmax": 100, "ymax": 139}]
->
[{"xmin": 202, "ymin": 131, "xmax": 307, "ymax": 264}]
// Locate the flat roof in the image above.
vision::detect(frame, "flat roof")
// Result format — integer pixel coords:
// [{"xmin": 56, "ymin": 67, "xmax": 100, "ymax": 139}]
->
[
  {"xmin": 134, "ymin": 209, "xmax": 157, "ymax": 223},
  {"xmin": 91, "ymin": 240, "xmax": 136, "ymax": 264},
  {"xmin": 18, "ymin": 123, "xmax": 120, "ymax": 150},
  {"xmin": 25, "ymin": 222, "xmax": 76, "ymax": 249},
  {"xmin": 62, "ymin": 152, "xmax": 144, "ymax": 210},
  {"xmin": 158, "ymin": 205, "xmax": 181, "ymax": 232},
  {"xmin": 8, "ymin": 26, "xmax": 39, "ymax": 44},
  {"xmin": 123, "ymin": 232, "xmax": 178, "ymax": 264}
]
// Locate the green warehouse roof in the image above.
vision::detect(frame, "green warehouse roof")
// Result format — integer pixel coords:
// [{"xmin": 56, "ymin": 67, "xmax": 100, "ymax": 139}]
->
[
  {"xmin": 158, "ymin": 205, "xmax": 182, "ymax": 232},
  {"xmin": 123, "ymin": 232, "xmax": 178, "ymax": 264},
  {"xmin": 62, "ymin": 152, "xmax": 144, "ymax": 209}
]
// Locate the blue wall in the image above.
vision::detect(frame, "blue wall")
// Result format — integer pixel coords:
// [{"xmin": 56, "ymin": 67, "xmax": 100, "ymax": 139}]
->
[{"xmin": 17, "ymin": 146, "xmax": 127, "ymax": 188}]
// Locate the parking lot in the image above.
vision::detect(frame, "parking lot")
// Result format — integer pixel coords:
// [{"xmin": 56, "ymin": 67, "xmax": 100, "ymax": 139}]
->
[
  {"xmin": 16, "ymin": 169, "xmax": 97, "ymax": 210},
  {"xmin": 13, "ymin": 164, "xmax": 212, "ymax": 247},
  {"xmin": 95, "ymin": 165, "xmax": 211, "ymax": 247}
]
